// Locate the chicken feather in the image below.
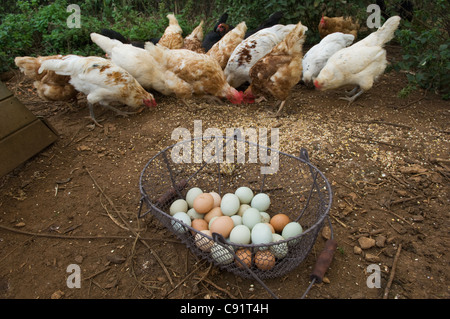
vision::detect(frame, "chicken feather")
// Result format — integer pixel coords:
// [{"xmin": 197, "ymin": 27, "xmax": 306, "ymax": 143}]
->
[{"xmin": 158, "ymin": 13, "xmax": 184, "ymax": 49}]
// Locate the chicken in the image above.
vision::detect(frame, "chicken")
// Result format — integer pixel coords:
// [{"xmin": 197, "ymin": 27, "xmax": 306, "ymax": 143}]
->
[
  {"xmin": 243, "ymin": 22, "xmax": 308, "ymax": 115},
  {"xmin": 314, "ymin": 16, "xmax": 401, "ymax": 104},
  {"xmin": 224, "ymin": 24, "xmax": 296, "ymax": 89},
  {"xmin": 158, "ymin": 13, "xmax": 184, "ymax": 49},
  {"xmin": 38, "ymin": 55, "xmax": 156, "ymax": 127},
  {"xmin": 183, "ymin": 20, "xmax": 205, "ymax": 53},
  {"xmin": 302, "ymin": 32, "xmax": 355, "ymax": 87},
  {"xmin": 202, "ymin": 13, "xmax": 234, "ymax": 52},
  {"xmin": 144, "ymin": 42, "xmax": 244, "ymax": 104},
  {"xmin": 318, "ymin": 16, "xmax": 359, "ymax": 40},
  {"xmin": 244, "ymin": 11, "xmax": 284, "ymax": 39},
  {"xmin": 14, "ymin": 55, "xmax": 78, "ymax": 102},
  {"xmin": 207, "ymin": 21, "xmax": 247, "ymax": 69},
  {"xmin": 90, "ymin": 32, "xmax": 243, "ymax": 105}
]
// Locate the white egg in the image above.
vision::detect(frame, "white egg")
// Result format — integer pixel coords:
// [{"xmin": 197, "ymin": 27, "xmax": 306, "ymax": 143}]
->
[
  {"xmin": 220, "ymin": 193, "xmax": 240, "ymax": 216},
  {"xmin": 171, "ymin": 212, "xmax": 191, "ymax": 233},
  {"xmin": 185, "ymin": 187, "xmax": 203, "ymax": 208},
  {"xmin": 237, "ymin": 204, "xmax": 250, "ymax": 217},
  {"xmin": 211, "ymin": 243, "xmax": 234, "ymax": 264},
  {"xmin": 229, "ymin": 224, "xmax": 251, "ymax": 244},
  {"xmin": 230, "ymin": 215, "xmax": 242, "ymax": 227},
  {"xmin": 169, "ymin": 199, "xmax": 188, "ymax": 216},
  {"xmin": 235, "ymin": 187, "xmax": 254, "ymax": 204},
  {"xmin": 242, "ymin": 208, "xmax": 262, "ymax": 230},
  {"xmin": 260, "ymin": 212, "xmax": 270, "ymax": 223},
  {"xmin": 281, "ymin": 221, "xmax": 303, "ymax": 246},
  {"xmin": 251, "ymin": 193, "xmax": 271, "ymax": 212},
  {"xmin": 270, "ymin": 233, "xmax": 288, "ymax": 259},
  {"xmin": 251, "ymin": 223, "xmax": 273, "ymax": 249},
  {"xmin": 187, "ymin": 207, "xmax": 204, "ymax": 220}
]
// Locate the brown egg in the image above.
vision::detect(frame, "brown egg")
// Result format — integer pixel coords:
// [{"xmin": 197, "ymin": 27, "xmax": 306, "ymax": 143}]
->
[
  {"xmin": 191, "ymin": 218, "xmax": 208, "ymax": 233},
  {"xmin": 235, "ymin": 248, "xmax": 252, "ymax": 268},
  {"xmin": 194, "ymin": 230, "xmax": 214, "ymax": 252},
  {"xmin": 209, "ymin": 216, "xmax": 234, "ymax": 238},
  {"xmin": 254, "ymin": 250, "xmax": 276, "ymax": 270},
  {"xmin": 209, "ymin": 192, "xmax": 222, "ymax": 208},
  {"xmin": 193, "ymin": 193, "xmax": 215, "ymax": 214},
  {"xmin": 270, "ymin": 213, "xmax": 291, "ymax": 233},
  {"xmin": 204, "ymin": 207, "xmax": 223, "ymax": 223}
]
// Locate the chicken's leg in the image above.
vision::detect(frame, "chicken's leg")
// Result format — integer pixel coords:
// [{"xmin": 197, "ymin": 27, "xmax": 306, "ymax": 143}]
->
[
  {"xmin": 345, "ymin": 86, "xmax": 360, "ymax": 97},
  {"xmin": 88, "ymin": 102, "xmax": 104, "ymax": 127},
  {"xmin": 102, "ymin": 104, "xmax": 137, "ymax": 117},
  {"xmin": 275, "ymin": 100, "xmax": 286, "ymax": 116},
  {"xmin": 339, "ymin": 87, "xmax": 365, "ymax": 105}
]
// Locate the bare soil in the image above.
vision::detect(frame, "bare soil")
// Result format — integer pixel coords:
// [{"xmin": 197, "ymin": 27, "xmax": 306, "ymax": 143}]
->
[{"xmin": 0, "ymin": 45, "xmax": 449, "ymax": 300}]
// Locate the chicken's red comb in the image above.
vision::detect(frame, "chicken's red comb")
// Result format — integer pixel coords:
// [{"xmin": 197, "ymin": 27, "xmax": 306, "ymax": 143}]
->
[{"xmin": 314, "ymin": 80, "xmax": 321, "ymax": 89}]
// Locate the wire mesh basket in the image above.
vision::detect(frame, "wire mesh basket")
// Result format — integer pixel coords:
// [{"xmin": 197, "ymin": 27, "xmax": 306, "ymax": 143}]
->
[{"xmin": 138, "ymin": 134, "xmax": 332, "ymax": 281}]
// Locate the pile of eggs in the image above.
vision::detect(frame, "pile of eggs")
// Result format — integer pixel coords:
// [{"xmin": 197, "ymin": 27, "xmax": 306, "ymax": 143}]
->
[{"xmin": 169, "ymin": 186, "xmax": 303, "ymax": 271}]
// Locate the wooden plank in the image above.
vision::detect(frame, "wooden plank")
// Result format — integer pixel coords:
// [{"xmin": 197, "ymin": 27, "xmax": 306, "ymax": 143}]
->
[
  {"xmin": 0, "ymin": 81, "xmax": 13, "ymax": 101},
  {"xmin": 0, "ymin": 119, "xmax": 58, "ymax": 177},
  {"xmin": 0, "ymin": 96, "xmax": 37, "ymax": 140}
]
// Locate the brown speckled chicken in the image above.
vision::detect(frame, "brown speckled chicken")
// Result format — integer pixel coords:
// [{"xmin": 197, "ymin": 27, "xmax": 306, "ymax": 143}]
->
[
  {"xmin": 158, "ymin": 13, "xmax": 184, "ymax": 49},
  {"xmin": 318, "ymin": 16, "xmax": 359, "ymax": 40},
  {"xmin": 243, "ymin": 22, "xmax": 308, "ymax": 115},
  {"xmin": 15, "ymin": 55, "xmax": 78, "ymax": 101},
  {"xmin": 207, "ymin": 21, "xmax": 247, "ymax": 69},
  {"xmin": 183, "ymin": 20, "xmax": 205, "ymax": 53},
  {"xmin": 39, "ymin": 55, "xmax": 156, "ymax": 127}
]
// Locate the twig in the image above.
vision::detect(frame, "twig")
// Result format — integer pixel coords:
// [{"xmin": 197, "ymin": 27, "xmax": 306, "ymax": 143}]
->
[
  {"xmin": 390, "ymin": 196, "xmax": 423, "ymax": 206},
  {"xmin": 165, "ymin": 261, "xmax": 207, "ymax": 297},
  {"xmin": 83, "ymin": 267, "xmax": 111, "ymax": 281},
  {"xmin": 350, "ymin": 134, "xmax": 406, "ymax": 150},
  {"xmin": 200, "ymin": 277, "xmax": 237, "ymax": 299},
  {"xmin": 383, "ymin": 244, "xmax": 402, "ymax": 299}
]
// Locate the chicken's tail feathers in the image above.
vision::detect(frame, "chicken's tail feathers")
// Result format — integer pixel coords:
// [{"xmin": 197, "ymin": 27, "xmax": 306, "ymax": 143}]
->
[
  {"xmin": 14, "ymin": 57, "xmax": 39, "ymax": 77},
  {"xmin": 285, "ymin": 22, "xmax": 308, "ymax": 49},
  {"xmin": 90, "ymin": 32, "xmax": 123, "ymax": 55},
  {"xmin": 38, "ymin": 55, "xmax": 79, "ymax": 76},
  {"xmin": 167, "ymin": 13, "xmax": 179, "ymax": 26},
  {"xmin": 186, "ymin": 20, "xmax": 204, "ymax": 41},
  {"xmin": 235, "ymin": 21, "xmax": 248, "ymax": 35},
  {"xmin": 100, "ymin": 29, "xmax": 128, "ymax": 43},
  {"xmin": 374, "ymin": 15, "xmax": 401, "ymax": 46}
]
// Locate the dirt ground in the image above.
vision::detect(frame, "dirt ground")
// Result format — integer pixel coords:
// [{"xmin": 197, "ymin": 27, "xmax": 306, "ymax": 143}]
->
[{"xmin": 0, "ymin": 45, "xmax": 449, "ymax": 300}]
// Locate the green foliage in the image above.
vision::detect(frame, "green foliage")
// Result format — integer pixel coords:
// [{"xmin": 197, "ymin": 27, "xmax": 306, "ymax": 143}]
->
[{"xmin": 393, "ymin": 0, "xmax": 449, "ymax": 99}]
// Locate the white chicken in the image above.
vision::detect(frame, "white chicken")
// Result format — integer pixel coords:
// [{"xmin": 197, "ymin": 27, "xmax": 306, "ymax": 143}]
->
[
  {"xmin": 224, "ymin": 24, "xmax": 296, "ymax": 88},
  {"xmin": 302, "ymin": 32, "xmax": 355, "ymax": 87},
  {"xmin": 39, "ymin": 55, "xmax": 156, "ymax": 127},
  {"xmin": 314, "ymin": 16, "xmax": 401, "ymax": 104}
]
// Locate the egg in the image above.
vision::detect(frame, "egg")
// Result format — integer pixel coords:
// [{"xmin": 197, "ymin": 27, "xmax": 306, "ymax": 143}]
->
[
  {"xmin": 235, "ymin": 248, "xmax": 252, "ymax": 269},
  {"xmin": 185, "ymin": 187, "xmax": 203, "ymax": 208},
  {"xmin": 281, "ymin": 221, "xmax": 303, "ymax": 246},
  {"xmin": 260, "ymin": 212, "xmax": 271, "ymax": 223},
  {"xmin": 211, "ymin": 242, "xmax": 234, "ymax": 264},
  {"xmin": 270, "ymin": 213, "xmax": 291, "ymax": 233},
  {"xmin": 193, "ymin": 193, "xmax": 215, "ymax": 214},
  {"xmin": 234, "ymin": 186, "xmax": 254, "ymax": 204},
  {"xmin": 208, "ymin": 216, "xmax": 219, "ymax": 229},
  {"xmin": 191, "ymin": 218, "xmax": 208, "ymax": 233},
  {"xmin": 210, "ymin": 216, "xmax": 234, "ymax": 238},
  {"xmin": 270, "ymin": 233, "xmax": 288, "ymax": 259},
  {"xmin": 254, "ymin": 250, "xmax": 276, "ymax": 270},
  {"xmin": 209, "ymin": 192, "xmax": 222, "ymax": 207},
  {"xmin": 265, "ymin": 222, "xmax": 275, "ymax": 233},
  {"xmin": 171, "ymin": 212, "xmax": 191, "ymax": 233},
  {"xmin": 169, "ymin": 199, "xmax": 188, "ymax": 216},
  {"xmin": 251, "ymin": 193, "xmax": 270, "ymax": 212},
  {"xmin": 251, "ymin": 223, "xmax": 273, "ymax": 249},
  {"xmin": 194, "ymin": 230, "xmax": 214, "ymax": 252},
  {"xmin": 187, "ymin": 208, "xmax": 204, "ymax": 220},
  {"xmin": 204, "ymin": 207, "xmax": 223, "ymax": 223},
  {"xmin": 237, "ymin": 204, "xmax": 250, "ymax": 217},
  {"xmin": 229, "ymin": 224, "xmax": 251, "ymax": 244},
  {"xmin": 220, "ymin": 193, "xmax": 240, "ymax": 216},
  {"xmin": 242, "ymin": 207, "xmax": 262, "ymax": 230},
  {"xmin": 230, "ymin": 215, "xmax": 242, "ymax": 227}
]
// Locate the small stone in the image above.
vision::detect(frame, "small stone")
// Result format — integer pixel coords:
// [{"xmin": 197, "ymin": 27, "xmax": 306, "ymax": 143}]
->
[
  {"xmin": 14, "ymin": 222, "xmax": 26, "ymax": 228},
  {"xmin": 365, "ymin": 253, "xmax": 380, "ymax": 263},
  {"xmin": 74, "ymin": 255, "xmax": 83, "ymax": 264},
  {"xmin": 358, "ymin": 237, "xmax": 376, "ymax": 249},
  {"xmin": 51, "ymin": 290, "xmax": 65, "ymax": 299},
  {"xmin": 322, "ymin": 277, "xmax": 330, "ymax": 284},
  {"xmin": 376, "ymin": 235, "xmax": 387, "ymax": 248},
  {"xmin": 322, "ymin": 226, "xmax": 331, "ymax": 240},
  {"xmin": 412, "ymin": 215, "xmax": 424, "ymax": 222},
  {"xmin": 354, "ymin": 246, "xmax": 363, "ymax": 255},
  {"xmin": 107, "ymin": 254, "xmax": 126, "ymax": 264}
]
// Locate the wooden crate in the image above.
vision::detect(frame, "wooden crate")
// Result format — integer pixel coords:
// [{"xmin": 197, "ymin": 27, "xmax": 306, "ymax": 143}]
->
[{"xmin": 0, "ymin": 81, "xmax": 58, "ymax": 177}]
